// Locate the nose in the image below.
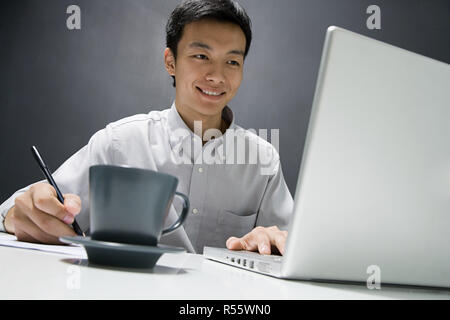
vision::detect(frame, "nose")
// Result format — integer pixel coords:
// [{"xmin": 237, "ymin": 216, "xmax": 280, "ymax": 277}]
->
[{"xmin": 205, "ymin": 62, "xmax": 226, "ymax": 84}]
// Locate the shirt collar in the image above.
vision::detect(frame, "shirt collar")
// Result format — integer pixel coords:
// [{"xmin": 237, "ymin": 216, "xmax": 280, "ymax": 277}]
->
[{"xmin": 167, "ymin": 101, "xmax": 236, "ymax": 153}]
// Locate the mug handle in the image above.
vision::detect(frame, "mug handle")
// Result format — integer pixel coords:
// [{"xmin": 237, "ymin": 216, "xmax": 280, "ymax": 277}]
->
[{"xmin": 162, "ymin": 192, "xmax": 190, "ymax": 235}]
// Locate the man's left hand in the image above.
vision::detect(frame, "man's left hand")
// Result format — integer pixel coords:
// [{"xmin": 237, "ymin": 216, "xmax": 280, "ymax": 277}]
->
[{"xmin": 226, "ymin": 226, "xmax": 288, "ymax": 255}]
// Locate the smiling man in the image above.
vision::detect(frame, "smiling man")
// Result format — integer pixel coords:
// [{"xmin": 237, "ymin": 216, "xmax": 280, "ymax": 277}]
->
[
  {"xmin": 0, "ymin": 0, "xmax": 293, "ymax": 255},
  {"xmin": 165, "ymin": 18, "xmax": 245, "ymax": 134}
]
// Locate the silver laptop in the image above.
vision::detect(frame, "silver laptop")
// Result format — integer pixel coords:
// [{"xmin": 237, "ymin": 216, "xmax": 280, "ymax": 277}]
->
[{"xmin": 204, "ymin": 26, "xmax": 450, "ymax": 289}]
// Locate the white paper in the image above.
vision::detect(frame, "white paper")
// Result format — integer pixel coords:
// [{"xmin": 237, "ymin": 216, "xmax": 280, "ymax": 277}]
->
[{"xmin": 0, "ymin": 233, "xmax": 87, "ymax": 258}]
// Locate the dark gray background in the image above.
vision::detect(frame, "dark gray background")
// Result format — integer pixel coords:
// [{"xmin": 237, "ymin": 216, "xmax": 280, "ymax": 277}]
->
[{"xmin": 0, "ymin": 0, "xmax": 449, "ymax": 202}]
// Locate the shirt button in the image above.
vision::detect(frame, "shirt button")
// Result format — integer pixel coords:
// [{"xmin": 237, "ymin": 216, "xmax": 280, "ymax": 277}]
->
[
  {"xmin": 192, "ymin": 208, "xmax": 199, "ymax": 214},
  {"xmin": 198, "ymin": 167, "xmax": 203, "ymax": 173}
]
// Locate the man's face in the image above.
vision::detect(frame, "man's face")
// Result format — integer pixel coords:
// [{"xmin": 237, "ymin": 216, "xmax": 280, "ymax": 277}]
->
[{"xmin": 165, "ymin": 18, "xmax": 246, "ymax": 118}]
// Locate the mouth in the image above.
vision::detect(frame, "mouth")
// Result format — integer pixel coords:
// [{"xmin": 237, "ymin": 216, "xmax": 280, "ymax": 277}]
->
[{"xmin": 196, "ymin": 86, "xmax": 226, "ymax": 100}]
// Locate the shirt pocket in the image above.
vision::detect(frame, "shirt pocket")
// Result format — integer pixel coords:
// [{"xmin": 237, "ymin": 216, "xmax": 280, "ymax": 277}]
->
[{"xmin": 215, "ymin": 209, "xmax": 258, "ymax": 247}]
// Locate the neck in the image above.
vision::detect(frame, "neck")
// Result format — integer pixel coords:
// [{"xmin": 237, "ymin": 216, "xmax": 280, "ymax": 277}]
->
[{"xmin": 175, "ymin": 103, "xmax": 228, "ymax": 140}]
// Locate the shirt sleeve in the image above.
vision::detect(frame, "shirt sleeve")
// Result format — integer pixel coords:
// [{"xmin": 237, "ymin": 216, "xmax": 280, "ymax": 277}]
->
[
  {"xmin": 255, "ymin": 158, "xmax": 294, "ymax": 231},
  {"xmin": 0, "ymin": 124, "xmax": 117, "ymax": 233}
]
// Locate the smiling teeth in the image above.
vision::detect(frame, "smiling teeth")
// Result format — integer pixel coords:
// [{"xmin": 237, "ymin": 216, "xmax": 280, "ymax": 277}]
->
[{"xmin": 201, "ymin": 89, "xmax": 222, "ymax": 96}]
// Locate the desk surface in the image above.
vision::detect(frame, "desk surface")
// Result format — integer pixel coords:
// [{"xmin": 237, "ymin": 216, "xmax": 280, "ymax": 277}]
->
[{"xmin": 1, "ymin": 245, "xmax": 449, "ymax": 300}]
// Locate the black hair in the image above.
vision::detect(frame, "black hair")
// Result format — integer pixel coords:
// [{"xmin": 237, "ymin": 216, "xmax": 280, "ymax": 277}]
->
[{"xmin": 165, "ymin": 0, "xmax": 252, "ymax": 87}]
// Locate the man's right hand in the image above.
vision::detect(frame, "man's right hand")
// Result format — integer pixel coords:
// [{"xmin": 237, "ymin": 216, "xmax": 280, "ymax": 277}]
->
[{"xmin": 4, "ymin": 182, "xmax": 81, "ymax": 244}]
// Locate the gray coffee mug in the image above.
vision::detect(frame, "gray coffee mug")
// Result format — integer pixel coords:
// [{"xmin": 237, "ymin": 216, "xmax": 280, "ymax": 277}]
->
[{"xmin": 89, "ymin": 165, "xmax": 189, "ymax": 246}]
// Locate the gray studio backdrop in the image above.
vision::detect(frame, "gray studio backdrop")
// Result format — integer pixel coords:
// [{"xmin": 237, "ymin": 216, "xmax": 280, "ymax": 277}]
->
[{"xmin": 0, "ymin": 0, "xmax": 449, "ymax": 202}]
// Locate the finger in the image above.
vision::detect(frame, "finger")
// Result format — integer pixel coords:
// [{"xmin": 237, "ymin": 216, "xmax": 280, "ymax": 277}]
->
[
  {"xmin": 227, "ymin": 235, "xmax": 259, "ymax": 252},
  {"xmin": 63, "ymin": 194, "xmax": 82, "ymax": 216},
  {"xmin": 272, "ymin": 231, "xmax": 288, "ymax": 255},
  {"xmin": 26, "ymin": 205, "xmax": 77, "ymax": 239},
  {"xmin": 255, "ymin": 231, "xmax": 272, "ymax": 255},
  {"xmin": 226, "ymin": 237, "xmax": 241, "ymax": 249},
  {"xmin": 15, "ymin": 188, "xmax": 77, "ymax": 239},
  {"xmin": 227, "ymin": 229, "xmax": 264, "ymax": 253},
  {"xmin": 13, "ymin": 213, "xmax": 62, "ymax": 244},
  {"xmin": 30, "ymin": 184, "xmax": 67, "ymax": 221},
  {"xmin": 226, "ymin": 236, "xmax": 250, "ymax": 251},
  {"xmin": 263, "ymin": 227, "xmax": 287, "ymax": 255}
]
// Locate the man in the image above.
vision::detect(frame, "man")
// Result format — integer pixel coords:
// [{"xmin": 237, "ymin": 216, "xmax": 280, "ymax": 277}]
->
[{"xmin": 0, "ymin": 0, "xmax": 293, "ymax": 255}]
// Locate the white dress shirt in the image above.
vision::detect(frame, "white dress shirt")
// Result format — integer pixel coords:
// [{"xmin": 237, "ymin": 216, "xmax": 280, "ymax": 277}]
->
[{"xmin": 0, "ymin": 102, "xmax": 293, "ymax": 253}]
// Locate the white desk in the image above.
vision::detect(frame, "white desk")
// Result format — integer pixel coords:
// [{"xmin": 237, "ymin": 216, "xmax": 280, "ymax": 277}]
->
[{"xmin": 1, "ymin": 244, "xmax": 449, "ymax": 300}]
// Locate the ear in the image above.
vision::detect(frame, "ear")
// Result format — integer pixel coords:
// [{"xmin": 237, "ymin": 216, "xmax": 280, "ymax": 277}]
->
[{"xmin": 164, "ymin": 48, "xmax": 176, "ymax": 76}]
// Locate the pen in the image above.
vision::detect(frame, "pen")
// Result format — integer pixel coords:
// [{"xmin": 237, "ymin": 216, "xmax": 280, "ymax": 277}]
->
[{"xmin": 31, "ymin": 146, "xmax": 85, "ymax": 237}]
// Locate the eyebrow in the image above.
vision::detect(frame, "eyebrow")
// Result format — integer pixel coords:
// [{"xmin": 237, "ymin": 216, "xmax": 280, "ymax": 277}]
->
[{"xmin": 188, "ymin": 41, "xmax": 245, "ymax": 57}]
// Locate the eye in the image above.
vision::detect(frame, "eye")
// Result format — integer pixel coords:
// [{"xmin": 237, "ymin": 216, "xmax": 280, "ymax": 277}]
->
[
  {"xmin": 228, "ymin": 60, "xmax": 240, "ymax": 67},
  {"xmin": 194, "ymin": 54, "xmax": 208, "ymax": 60}
]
